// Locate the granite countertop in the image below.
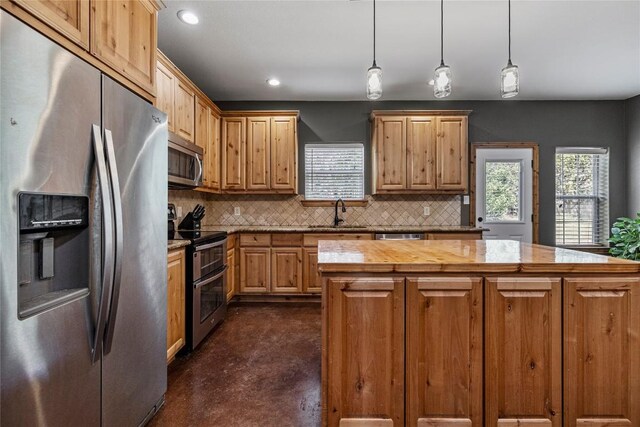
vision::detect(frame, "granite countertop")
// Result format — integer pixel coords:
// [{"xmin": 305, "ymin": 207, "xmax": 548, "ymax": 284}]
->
[
  {"xmin": 316, "ymin": 239, "xmax": 640, "ymax": 274},
  {"xmin": 196, "ymin": 225, "xmax": 486, "ymax": 234},
  {"xmin": 168, "ymin": 239, "xmax": 190, "ymax": 251}
]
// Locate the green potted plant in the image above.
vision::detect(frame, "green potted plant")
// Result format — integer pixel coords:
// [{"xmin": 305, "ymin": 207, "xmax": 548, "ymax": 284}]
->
[{"xmin": 609, "ymin": 214, "xmax": 640, "ymax": 260}]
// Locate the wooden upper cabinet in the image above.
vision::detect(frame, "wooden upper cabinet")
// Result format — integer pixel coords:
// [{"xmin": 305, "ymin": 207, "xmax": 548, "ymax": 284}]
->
[
  {"xmin": 270, "ymin": 116, "xmax": 297, "ymax": 192},
  {"xmin": 207, "ymin": 110, "xmax": 221, "ymax": 190},
  {"xmin": 271, "ymin": 248, "xmax": 302, "ymax": 293},
  {"xmin": 167, "ymin": 249, "xmax": 185, "ymax": 363},
  {"xmin": 326, "ymin": 277, "xmax": 405, "ymax": 426},
  {"xmin": 564, "ymin": 277, "xmax": 640, "ymax": 427},
  {"xmin": 12, "ymin": 0, "xmax": 90, "ymax": 48},
  {"xmin": 406, "ymin": 116, "xmax": 437, "ymax": 190},
  {"xmin": 155, "ymin": 60, "xmax": 174, "ymax": 132},
  {"xmin": 174, "ymin": 78, "xmax": 195, "ymax": 142},
  {"xmin": 437, "ymin": 116, "xmax": 468, "ymax": 191},
  {"xmin": 485, "ymin": 277, "xmax": 562, "ymax": 427},
  {"xmin": 90, "ymin": 0, "xmax": 158, "ymax": 94},
  {"xmin": 374, "ymin": 116, "xmax": 407, "ymax": 191},
  {"xmin": 372, "ymin": 111, "xmax": 469, "ymax": 194},
  {"xmin": 406, "ymin": 277, "xmax": 483, "ymax": 427},
  {"xmin": 194, "ymin": 96, "xmax": 209, "ymax": 185},
  {"xmin": 222, "ymin": 117, "xmax": 246, "ymax": 190},
  {"xmin": 246, "ymin": 117, "xmax": 271, "ymax": 191}
]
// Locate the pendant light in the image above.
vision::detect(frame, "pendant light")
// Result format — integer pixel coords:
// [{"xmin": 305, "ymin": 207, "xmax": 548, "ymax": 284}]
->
[
  {"xmin": 366, "ymin": 0, "xmax": 382, "ymax": 100},
  {"xmin": 501, "ymin": 0, "xmax": 519, "ymax": 98},
  {"xmin": 433, "ymin": 0, "xmax": 451, "ymax": 98}
]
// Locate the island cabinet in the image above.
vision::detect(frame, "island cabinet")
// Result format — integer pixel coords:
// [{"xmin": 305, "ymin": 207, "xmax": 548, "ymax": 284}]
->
[
  {"xmin": 318, "ymin": 239, "xmax": 640, "ymax": 427},
  {"xmin": 221, "ymin": 112, "xmax": 298, "ymax": 194},
  {"xmin": 371, "ymin": 111, "xmax": 470, "ymax": 194}
]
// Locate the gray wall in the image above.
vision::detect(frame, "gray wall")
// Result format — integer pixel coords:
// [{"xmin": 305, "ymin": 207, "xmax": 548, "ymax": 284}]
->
[
  {"xmin": 217, "ymin": 101, "xmax": 627, "ymax": 246},
  {"xmin": 626, "ymin": 95, "xmax": 640, "ymax": 217}
]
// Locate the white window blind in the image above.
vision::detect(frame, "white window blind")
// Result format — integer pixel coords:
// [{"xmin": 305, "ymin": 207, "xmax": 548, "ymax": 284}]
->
[
  {"xmin": 304, "ymin": 143, "xmax": 365, "ymax": 200},
  {"xmin": 555, "ymin": 147, "xmax": 609, "ymax": 246}
]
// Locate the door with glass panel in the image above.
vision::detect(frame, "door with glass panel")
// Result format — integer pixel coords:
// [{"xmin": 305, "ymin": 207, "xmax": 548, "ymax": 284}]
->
[{"xmin": 476, "ymin": 148, "xmax": 533, "ymax": 242}]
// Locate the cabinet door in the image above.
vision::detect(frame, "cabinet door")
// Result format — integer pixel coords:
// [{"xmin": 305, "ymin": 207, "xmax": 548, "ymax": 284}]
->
[
  {"xmin": 167, "ymin": 249, "xmax": 185, "ymax": 363},
  {"xmin": 207, "ymin": 110, "xmax": 221, "ymax": 190},
  {"xmin": 406, "ymin": 116, "xmax": 437, "ymax": 190},
  {"xmin": 194, "ymin": 97, "xmax": 210, "ymax": 186},
  {"xmin": 302, "ymin": 248, "xmax": 321, "ymax": 293},
  {"xmin": 246, "ymin": 117, "xmax": 271, "ymax": 190},
  {"xmin": 326, "ymin": 277, "xmax": 404, "ymax": 426},
  {"xmin": 485, "ymin": 277, "xmax": 562, "ymax": 426},
  {"xmin": 226, "ymin": 248, "xmax": 235, "ymax": 302},
  {"xmin": 271, "ymin": 248, "xmax": 302, "ymax": 293},
  {"xmin": 436, "ymin": 116, "xmax": 468, "ymax": 191},
  {"xmin": 239, "ymin": 248, "xmax": 270, "ymax": 293},
  {"xmin": 406, "ymin": 277, "xmax": 483, "ymax": 427},
  {"xmin": 374, "ymin": 116, "xmax": 407, "ymax": 192},
  {"xmin": 155, "ymin": 61, "xmax": 174, "ymax": 132},
  {"xmin": 270, "ymin": 116, "xmax": 297, "ymax": 192},
  {"xmin": 90, "ymin": 0, "xmax": 157, "ymax": 93},
  {"xmin": 221, "ymin": 117, "xmax": 246, "ymax": 190},
  {"xmin": 564, "ymin": 277, "xmax": 640, "ymax": 427},
  {"xmin": 174, "ymin": 79, "xmax": 195, "ymax": 142},
  {"xmin": 13, "ymin": 0, "xmax": 89, "ymax": 48}
]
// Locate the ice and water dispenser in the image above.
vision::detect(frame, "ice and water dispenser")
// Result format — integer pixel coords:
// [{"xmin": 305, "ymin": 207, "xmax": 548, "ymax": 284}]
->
[{"xmin": 17, "ymin": 193, "xmax": 90, "ymax": 318}]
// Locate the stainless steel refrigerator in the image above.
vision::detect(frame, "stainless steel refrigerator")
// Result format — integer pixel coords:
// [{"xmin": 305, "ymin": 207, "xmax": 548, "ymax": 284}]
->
[{"xmin": 1, "ymin": 11, "xmax": 168, "ymax": 426}]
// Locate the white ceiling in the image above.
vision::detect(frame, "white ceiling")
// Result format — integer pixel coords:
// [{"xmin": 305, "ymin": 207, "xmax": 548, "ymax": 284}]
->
[{"xmin": 158, "ymin": 1, "xmax": 640, "ymax": 101}]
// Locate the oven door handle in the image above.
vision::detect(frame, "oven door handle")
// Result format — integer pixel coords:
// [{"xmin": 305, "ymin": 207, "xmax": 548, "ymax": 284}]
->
[
  {"xmin": 194, "ymin": 238, "xmax": 228, "ymax": 252},
  {"xmin": 194, "ymin": 266, "xmax": 228, "ymax": 290}
]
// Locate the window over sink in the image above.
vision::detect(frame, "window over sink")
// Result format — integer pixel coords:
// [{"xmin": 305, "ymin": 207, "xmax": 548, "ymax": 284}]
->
[{"xmin": 304, "ymin": 143, "xmax": 365, "ymax": 200}]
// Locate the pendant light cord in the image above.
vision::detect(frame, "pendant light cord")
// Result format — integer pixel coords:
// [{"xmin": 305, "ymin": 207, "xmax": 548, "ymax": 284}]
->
[
  {"xmin": 373, "ymin": 0, "xmax": 377, "ymax": 66},
  {"xmin": 440, "ymin": 0, "xmax": 444, "ymax": 66},
  {"xmin": 508, "ymin": 0, "xmax": 512, "ymax": 63}
]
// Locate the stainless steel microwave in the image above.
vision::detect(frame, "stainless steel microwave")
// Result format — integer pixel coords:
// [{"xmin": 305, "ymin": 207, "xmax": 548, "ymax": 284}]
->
[{"xmin": 168, "ymin": 132, "xmax": 203, "ymax": 189}]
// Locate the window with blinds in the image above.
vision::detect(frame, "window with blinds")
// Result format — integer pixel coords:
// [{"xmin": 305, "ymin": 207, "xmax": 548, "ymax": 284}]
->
[
  {"xmin": 304, "ymin": 143, "xmax": 365, "ymax": 200},
  {"xmin": 555, "ymin": 147, "xmax": 609, "ymax": 246}
]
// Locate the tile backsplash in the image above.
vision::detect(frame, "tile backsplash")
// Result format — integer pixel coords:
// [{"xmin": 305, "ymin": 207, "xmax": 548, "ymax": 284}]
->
[{"xmin": 169, "ymin": 191, "xmax": 462, "ymax": 227}]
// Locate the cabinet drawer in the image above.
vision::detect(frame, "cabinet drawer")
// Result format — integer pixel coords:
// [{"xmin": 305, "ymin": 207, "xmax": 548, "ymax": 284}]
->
[
  {"xmin": 240, "ymin": 233, "xmax": 271, "ymax": 247},
  {"xmin": 271, "ymin": 233, "xmax": 303, "ymax": 247},
  {"xmin": 227, "ymin": 233, "xmax": 236, "ymax": 250},
  {"xmin": 303, "ymin": 233, "xmax": 373, "ymax": 247}
]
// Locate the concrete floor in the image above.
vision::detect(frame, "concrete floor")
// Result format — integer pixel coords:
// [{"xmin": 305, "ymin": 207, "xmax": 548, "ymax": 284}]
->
[{"xmin": 149, "ymin": 303, "xmax": 322, "ymax": 427}]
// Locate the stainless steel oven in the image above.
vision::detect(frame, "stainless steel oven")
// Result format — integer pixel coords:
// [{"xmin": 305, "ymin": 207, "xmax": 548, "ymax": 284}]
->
[
  {"xmin": 168, "ymin": 131, "xmax": 203, "ymax": 189},
  {"xmin": 175, "ymin": 230, "xmax": 228, "ymax": 351}
]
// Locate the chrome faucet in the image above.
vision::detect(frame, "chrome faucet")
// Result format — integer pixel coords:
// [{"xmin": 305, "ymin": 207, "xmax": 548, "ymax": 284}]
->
[{"xmin": 334, "ymin": 198, "xmax": 346, "ymax": 227}]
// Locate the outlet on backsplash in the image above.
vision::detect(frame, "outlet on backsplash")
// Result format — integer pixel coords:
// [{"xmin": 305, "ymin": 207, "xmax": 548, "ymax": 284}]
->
[
  {"xmin": 423, "ymin": 206, "xmax": 430, "ymax": 216},
  {"xmin": 176, "ymin": 206, "xmax": 183, "ymax": 218},
  {"xmin": 234, "ymin": 207, "xmax": 241, "ymax": 216}
]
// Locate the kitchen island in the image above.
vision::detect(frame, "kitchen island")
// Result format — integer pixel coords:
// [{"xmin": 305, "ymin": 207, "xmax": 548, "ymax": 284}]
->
[{"xmin": 317, "ymin": 239, "xmax": 640, "ymax": 427}]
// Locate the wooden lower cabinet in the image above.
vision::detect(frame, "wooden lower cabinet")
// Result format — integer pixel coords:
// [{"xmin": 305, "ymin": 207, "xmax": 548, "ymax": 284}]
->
[
  {"xmin": 226, "ymin": 248, "xmax": 235, "ymax": 302},
  {"xmin": 326, "ymin": 277, "xmax": 405, "ymax": 426},
  {"xmin": 564, "ymin": 277, "xmax": 640, "ymax": 427},
  {"xmin": 239, "ymin": 247, "xmax": 270, "ymax": 293},
  {"xmin": 167, "ymin": 249, "xmax": 186, "ymax": 364},
  {"xmin": 406, "ymin": 277, "xmax": 483, "ymax": 426},
  {"xmin": 302, "ymin": 248, "xmax": 321, "ymax": 293},
  {"xmin": 485, "ymin": 277, "xmax": 562, "ymax": 426},
  {"xmin": 271, "ymin": 248, "xmax": 302, "ymax": 293}
]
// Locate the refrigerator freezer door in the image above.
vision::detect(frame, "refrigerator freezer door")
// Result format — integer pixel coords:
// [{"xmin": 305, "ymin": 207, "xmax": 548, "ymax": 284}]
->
[
  {"xmin": 0, "ymin": 11, "xmax": 102, "ymax": 426},
  {"xmin": 100, "ymin": 76, "xmax": 168, "ymax": 426}
]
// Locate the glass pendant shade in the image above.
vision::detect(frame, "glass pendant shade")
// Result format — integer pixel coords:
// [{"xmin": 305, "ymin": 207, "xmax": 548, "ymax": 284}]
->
[
  {"xmin": 433, "ymin": 64, "xmax": 452, "ymax": 98},
  {"xmin": 367, "ymin": 65, "xmax": 382, "ymax": 100},
  {"xmin": 501, "ymin": 61, "xmax": 519, "ymax": 98}
]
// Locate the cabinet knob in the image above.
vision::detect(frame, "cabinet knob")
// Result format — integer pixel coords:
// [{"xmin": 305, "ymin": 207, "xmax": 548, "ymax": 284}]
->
[{"xmin": 478, "ymin": 217, "xmax": 483, "ymax": 223}]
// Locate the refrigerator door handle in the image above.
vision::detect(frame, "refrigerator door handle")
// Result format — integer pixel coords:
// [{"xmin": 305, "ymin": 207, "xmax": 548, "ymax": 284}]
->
[
  {"xmin": 91, "ymin": 124, "xmax": 115, "ymax": 364},
  {"xmin": 103, "ymin": 129, "xmax": 123, "ymax": 355}
]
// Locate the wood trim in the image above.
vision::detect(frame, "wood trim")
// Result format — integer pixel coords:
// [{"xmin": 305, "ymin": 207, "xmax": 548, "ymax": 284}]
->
[
  {"xmin": 1, "ymin": 1, "xmax": 155, "ymax": 102},
  {"xmin": 300, "ymin": 199, "xmax": 369, "ymax": 207},
  {"xmin": 222, "ymin": 110, "xmax": 300, "ymax": 119},
  {"xmin": 469, "ymin": 142, "xmax": 540, "ymax": 244},
  {"xmin": 371, "ymin": 110, "xmax": 472, "ymax": 120}
]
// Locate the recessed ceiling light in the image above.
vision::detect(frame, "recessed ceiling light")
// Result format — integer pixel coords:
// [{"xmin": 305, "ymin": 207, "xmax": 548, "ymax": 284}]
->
[
  {"xmin": 267, "ymin": 78, "xmax": 281, "ymax": 87},
  {"xmin": 177, "ymin": 10, "xmax": 199, "ymax": 25},
  {"xmin": 428, "ymin": 79, "xmax": 435, "ymax": 86}
]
